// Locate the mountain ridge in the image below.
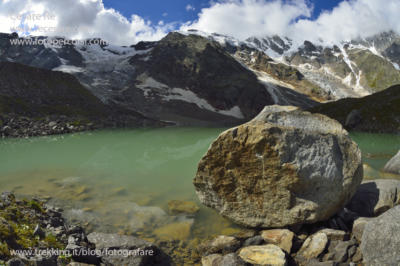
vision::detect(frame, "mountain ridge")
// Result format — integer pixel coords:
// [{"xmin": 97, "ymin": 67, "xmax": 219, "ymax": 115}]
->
[{"xmin": 0, "ymin": 30, "xmax": 399, "ymax": 128}]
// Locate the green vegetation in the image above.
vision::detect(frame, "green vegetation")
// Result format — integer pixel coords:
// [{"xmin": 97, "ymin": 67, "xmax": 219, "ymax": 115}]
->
[{"xmin": 0, "ymin": 196, "xmax": 65, "ymax": 261}]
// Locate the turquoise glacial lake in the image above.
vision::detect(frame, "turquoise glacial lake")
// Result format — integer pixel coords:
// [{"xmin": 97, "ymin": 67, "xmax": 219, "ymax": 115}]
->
[{"xmin": 0, "ymin": 128, "xmax": 399, "ymax": 239}]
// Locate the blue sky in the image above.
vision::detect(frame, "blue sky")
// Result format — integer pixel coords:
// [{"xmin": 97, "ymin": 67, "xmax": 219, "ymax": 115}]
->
[
  {"xmin": 103, "ymin": 0, "xmax": 344, "ymax": 27},
  {"xmin": 2, "ymin": 0, "xmax": 399, "ymax": 45}
]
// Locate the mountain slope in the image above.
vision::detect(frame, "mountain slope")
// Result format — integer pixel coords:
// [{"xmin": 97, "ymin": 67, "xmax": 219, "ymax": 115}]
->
[
  {"xmin": 2, "ymin": 30, "xmax": 400, "ymax": 127},
  {"xmin": 308, "ymin": 85, "xmax": 400, "ymax": 133},
  {"xmin": 0, "ymin": 32, "xmax": 318, "ymax": 126},
  {"xmin": 0, "ymin": 61, "xmax": 159, "ymax": 132}
]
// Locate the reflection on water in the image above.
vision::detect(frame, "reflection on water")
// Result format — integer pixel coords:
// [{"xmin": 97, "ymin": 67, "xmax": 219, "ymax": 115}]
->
[{"xmin": 0, "ymin": 129, "xmax": 399, "ymax": 241}]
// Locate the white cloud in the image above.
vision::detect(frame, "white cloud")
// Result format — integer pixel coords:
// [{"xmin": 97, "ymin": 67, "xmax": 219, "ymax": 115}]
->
[
  {"xmin": 0, "ymin": 0, "xmax": 173, "ymax": 45},
  {"xmin": 184, "ymin": 0, "xmax": 400, "ymax": 45},
  {"xmin": 183, "ymin": 0, "xmax": 312, "ymax": 40},
  {"xmin": 186, "ymin": 4, "xmax": 195, "ymax": 11},
  {"xmin": 292, "ymin": 0, "xmax": 400, "ymax": 44},
  {"xmin": 1, "ymin": 0, "xmax": 400, "ymax": 47}
]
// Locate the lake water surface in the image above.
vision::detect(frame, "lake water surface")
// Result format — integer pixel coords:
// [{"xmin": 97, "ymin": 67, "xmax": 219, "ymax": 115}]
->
[{"xmin": 0, "ymin": 128, "xmax": 399, "ymax": 241}]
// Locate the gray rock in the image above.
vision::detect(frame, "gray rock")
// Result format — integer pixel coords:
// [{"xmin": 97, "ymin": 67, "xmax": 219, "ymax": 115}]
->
[
  {"xmin": 324, "ymin": 239, "xmax": 357, "ymax": 262},
  {"xmin": 361, "ymin": 205, "xmax": 400, "ymax": 265},
  {"xmin": 384, "ymin": 150, "xmax": 400, "ymax": 175},
  {"xmin": 200, "ymin": 235, "xmax": 241, "ymax": 255},
  {"xmin": 201, "ymin": 254, "xmax": 222, "ymax": 266},
  {"xmin": 297, "ymin": 232, "xmax": 328, "ymax": 260},
  {"xmin": 87, "ymin": 232, "xmax": 170, "ymax": 266},
  {"xmin": 194, "ymin": 107, "xmax": 363, "ymax": 228},
  {"xmin": 243, "ymin": 235, "xmax": 264, "ymax": 247},
  {"xmin": 220, "ymin": 253, "xmax": 245, "ymax": 266},
  {"xmin": 261, "ymin": 229, "xmax": 294, "ymax": 253},
  {"xmin": 317, "ymin": 229, "xmax": 348, "ymax": 241},
  {"xmin": 347, "ymin": 179, "xmax": 400, "ymax": 217},
  {"xmin": 239, "ymin": 244, "xmax": 287, "ymax": 266},
  {"xmin": 352, "ymin": 217, "xmax": 373, "ymax": 242}
]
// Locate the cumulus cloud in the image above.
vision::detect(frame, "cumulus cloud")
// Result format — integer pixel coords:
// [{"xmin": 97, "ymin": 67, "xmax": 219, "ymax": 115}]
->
[
  {"xmin": 184, "ymin": 0, "xmax": 400, "ymax": 45},
  {"xmin": 0, "ymin": 0, "xmax": 173, "ymax": 45},
  {"xmin": 1, "ymin": 0, "xmax": 400, "ymax": 46},
  {"xmin": 183, "ymin": 0, "xmax": 312, "ymax": 40}
]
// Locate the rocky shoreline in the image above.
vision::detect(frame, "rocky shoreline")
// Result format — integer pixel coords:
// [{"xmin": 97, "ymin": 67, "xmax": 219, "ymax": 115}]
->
[
  {"xmin": 197, "ymin": 177, "xmax": 400, "ymax": 266},
  {"xmin": 0, "ymin": 113, "xmax": 166, "ymax": 138},
  {"xmin": 2, "ymin": 176, "xmax": 400, "ymax": 266},
  {"xmin": 0, "ymin": 192, "xmax": 171, "ymax": 266}
]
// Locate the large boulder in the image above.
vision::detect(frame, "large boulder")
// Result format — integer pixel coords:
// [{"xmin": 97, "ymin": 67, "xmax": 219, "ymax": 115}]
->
[
  {"xmin": 347, "ymin": 179, "xmax": 400, "ymax": 217},
  {"xmin": 361, "ymin": 205, "xmax": 400, "ymax": 265},
  {"xmin": 383, "ymin": 150, "xmax": 400, "ymax": 175},
  {"xmin": 194, "ymin": 106, "xmax": 363, "ymax": 228}
]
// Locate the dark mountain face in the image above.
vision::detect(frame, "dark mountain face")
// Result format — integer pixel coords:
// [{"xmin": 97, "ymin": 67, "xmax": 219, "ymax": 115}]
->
[
  {"xmin": 308, "ymin": 85, "xmax": 400, "ymax": 134},
  {"xmin": 0, "ymin": 61, "xmax": 159, "ymax": 131},
  {"xmin": 130, "ymin": 33, "xmax": 276, "ymax": 120},
  {"xmin": 0, "ymin": 61, "xmax": 105, "ymax": 117}
]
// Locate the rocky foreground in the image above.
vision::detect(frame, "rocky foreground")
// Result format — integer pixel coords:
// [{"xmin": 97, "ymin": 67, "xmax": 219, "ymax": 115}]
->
[
  {"xmin": 0, "ymin": 192, "xmax": 170, "ymax": 266},
  {"xmin": 194, "ymin": 106, "xmax": 400, "ymax": 265}
]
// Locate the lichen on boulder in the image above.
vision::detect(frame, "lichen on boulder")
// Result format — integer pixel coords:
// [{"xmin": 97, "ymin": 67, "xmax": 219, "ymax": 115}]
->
[{"xmin": 193, "ymin": 106, "xmax": 363, "ymax": 228}]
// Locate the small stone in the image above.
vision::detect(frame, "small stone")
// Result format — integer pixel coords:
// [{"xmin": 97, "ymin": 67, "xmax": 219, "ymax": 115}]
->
[
  {"xmin": 384, "ymin": 150, "xmax": 400, "ymax": 175},
  {"xmin": 167, "ymin": 200, "xmax": 200, "ymax": 215},
  {"xmin": 330, "ymin": 239, "xmax": 356, "ymax": 262},
  {"xmin": 220, "ymin": 253, "xmax": 245, "ymax": 266},
  {"xmin": 261, "ymin": 229, "xmax": 294, "ymax": 253},
  {"xmin": 243, "ymin": 235, "xmax": 264, "ymax": 247},
  {"xmin": 153, "ymin": 220, "xmax": 194, "ymax": 241},
  {"xmin": 48, "ymin": 121, "xmax": 57, "ymax": 127},
  {"xmin": 297, "ymin": 232, "xmax": 328, "ymax": 260},
  {"xmin": 204, "ymin": 235, "xmax": 241, "ymax": 255},
  {"xmin": 239, "ymin": 244, "xmax": 287, "ymax": 266},
  {"xmin": 231, "ymin": 229, "xmax": 257, "ymax": 240},
  {"xmin": 352, "ymin": 217, "xmax": 372, "ymax": 242},
  {"xmin": 201, "ymin": 254, "xmax": 223, "ymax": 266},
  {"xmin": 317, "ymin": 229, "xmax": 348, "ymax": 241}
]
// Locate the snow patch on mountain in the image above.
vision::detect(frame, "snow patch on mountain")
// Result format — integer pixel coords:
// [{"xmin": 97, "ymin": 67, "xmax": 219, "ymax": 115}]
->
[{"xmin": 137, "ymin": 75, "xmax": 244, "ymax": 119}]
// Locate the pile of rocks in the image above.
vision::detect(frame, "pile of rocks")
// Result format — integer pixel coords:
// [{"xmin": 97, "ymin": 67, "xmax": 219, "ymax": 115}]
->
[
  {"xmin": 0, "ymin": 192, "xmax": 170, "ymax": 266},
  {"xmin": 194, "ymin": 106, "xmax": 400, "ymax": 265},
  {"xmin": 0, "ymin": 114, "xmax": 97, "ymax": 138},
  {"xmin": 197, "ymin": 176, "xmax": 400, "ymax": 266}
]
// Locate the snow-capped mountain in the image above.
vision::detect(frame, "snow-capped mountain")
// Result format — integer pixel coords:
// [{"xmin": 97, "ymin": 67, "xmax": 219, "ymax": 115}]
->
[
  {"xmin": 0, "ymin": 30, "xmax": 399, "ymax": 126},
  {"xmin": 191, "ymin": 29, "xmax": 400, "ymax": 100}
]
